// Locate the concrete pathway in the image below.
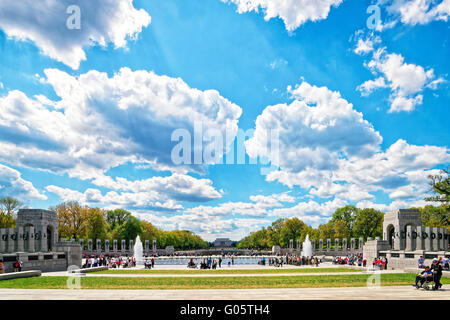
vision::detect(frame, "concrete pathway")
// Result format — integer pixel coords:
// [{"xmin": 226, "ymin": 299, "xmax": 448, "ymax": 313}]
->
[{"xmin": 0, "ymin": 286, "xmax": 448, "ymax": 300}]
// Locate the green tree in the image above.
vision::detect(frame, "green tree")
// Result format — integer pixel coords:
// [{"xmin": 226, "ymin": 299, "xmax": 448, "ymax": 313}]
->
[
  {"xmin": 52, "ymin": 201, "xmax": 89, "ymax": 240},
  {"xmin": 419, "ymin": 204, "xmax": 450, "ymax": 230},
  {"xmin": 0, "ymin": 197, "xmax": 22, "ymax": 218},
  {"xmin": 0, "ymin": 212, "xmax": 15, "ymax": 228},
  {"xmin": 120, "ymin": 216, "xmax": 143, "ymax": 240},
  {"xmin": 352, "ymin": 208, "xmax": 384, "ymax": 239},
  {"xmin": 425, "ymin": 166, "xmax": 450, "ymax": 203},
  {"xmin": 87, "ymin": 208, "xmax": 107, "ymax": 241},
  {"xmin": 330, "ymin": 205, "xmax": 358, "ymax": 237},
  {"xmin": 106, "ymin": 208, "xmax": 132, "ymax": 232},
  {"xmin": 280, "ymin": 218, "xmax": 307, "ymax": 247},
  {"xmin": 334, "ymin": 220, "xmax": 350, "ymax": 239}
]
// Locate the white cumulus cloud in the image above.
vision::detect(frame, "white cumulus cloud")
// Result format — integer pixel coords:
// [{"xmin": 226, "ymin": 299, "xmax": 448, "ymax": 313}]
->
[
  {"xmin": 0, "ymin": 0, "xmax": 151, "ymax": 69},
  {"xmin": 221, "ymin": 0, "xmax": 343, "ymax": 31}
]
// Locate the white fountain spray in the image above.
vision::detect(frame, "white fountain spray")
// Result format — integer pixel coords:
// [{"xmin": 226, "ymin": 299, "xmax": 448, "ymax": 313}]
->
[
  {"xmin": 133, "ymin": 235, "xmax": 144, "ymax": 268},
  {"xmin": 300, "ymin": 234, "xmax": 313, "ymax": 258}
]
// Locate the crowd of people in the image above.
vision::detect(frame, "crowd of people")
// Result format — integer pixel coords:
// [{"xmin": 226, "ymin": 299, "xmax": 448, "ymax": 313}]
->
[
  {"xmin": 332, "ymin": 254, "xmax": 366, "ymax": 267},
  {"xmin": 187, "ymin": 257, "xmax": 224, "ymax": 269},
  {"xmin": 82, "ymin": 255, "xmax": 156, "ymax": 269}
]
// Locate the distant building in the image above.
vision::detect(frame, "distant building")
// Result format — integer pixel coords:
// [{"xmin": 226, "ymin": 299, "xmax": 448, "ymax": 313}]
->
[{"xmin": 213, "ymin": 238, "xmax": 233, "ymax": 248}]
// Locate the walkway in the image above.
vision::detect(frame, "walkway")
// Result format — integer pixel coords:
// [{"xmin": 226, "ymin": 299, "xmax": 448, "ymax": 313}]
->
[{"xmin": 0, "ymin": 286, "xmax": 448, "ymax": 300}]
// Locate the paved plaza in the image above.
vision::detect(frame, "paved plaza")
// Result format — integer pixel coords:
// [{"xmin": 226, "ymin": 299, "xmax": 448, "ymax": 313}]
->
[{"xmin": 0, "ymin": 286, "xmax": 448, "ymax": 300}]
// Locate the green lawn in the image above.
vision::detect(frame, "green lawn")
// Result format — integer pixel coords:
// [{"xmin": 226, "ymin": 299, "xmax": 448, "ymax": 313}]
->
[
  {"xmin": 94, "ymin": 267, "xmax": 361, "ymax": 275},
  {"xmin": 2, "ymin": 273, "xmax": 448, "ymax": 290}
]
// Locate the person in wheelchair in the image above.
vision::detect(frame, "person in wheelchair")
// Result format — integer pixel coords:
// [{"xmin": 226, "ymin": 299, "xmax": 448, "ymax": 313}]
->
[
  {"xmin": 187, "ymin": 258, "xmax": 197, "ymax": 269},
  {"xmin": 413, "ymin": 266, "xmax": 433, "ymax": 288}
]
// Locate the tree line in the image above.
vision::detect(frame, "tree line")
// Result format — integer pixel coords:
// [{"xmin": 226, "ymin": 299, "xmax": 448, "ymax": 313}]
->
[
  {"xmin": 52, "ymin": 202, "xmax": 210, "ymax": 249},
  {"xmin": 238, "ymin": 168, "xmax": 450, "ymax": 249},
  {"xmin": 236, "ymin": 204, "xmax": 449, "ymax": 249}
]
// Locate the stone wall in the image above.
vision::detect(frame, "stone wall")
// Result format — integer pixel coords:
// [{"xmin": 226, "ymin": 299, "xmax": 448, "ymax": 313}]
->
[{"xmin": 0, "ymin": 252, "xmax": 68, "ymax": 273}]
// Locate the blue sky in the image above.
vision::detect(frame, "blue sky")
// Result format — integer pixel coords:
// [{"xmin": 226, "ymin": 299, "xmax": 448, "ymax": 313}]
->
[{"xmin": 0, "ymin": 0, "xmax": 448, "ymax": 241}]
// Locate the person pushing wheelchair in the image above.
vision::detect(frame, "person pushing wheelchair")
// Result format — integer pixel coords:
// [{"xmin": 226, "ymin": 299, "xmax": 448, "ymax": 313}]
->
[{"xmin": 431, "ymin": 258, "xmax": 443, "ymax": 290}]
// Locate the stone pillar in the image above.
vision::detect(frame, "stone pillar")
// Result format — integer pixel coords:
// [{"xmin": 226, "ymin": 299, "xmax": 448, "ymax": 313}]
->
[
  {"xmin": 0, "ymin": 229, "xmax": 6, "ymax": 253},
  {"xmin": 296, "ymin": 239, "xmax": 300, "ymax": 251},
  {"xmin": 152, "ymin": 240, "xmax": 157, "ymax": 252},
  {"xmin": 443, "ymin": 229, "xmax": 449, "ymax": 251},
  {"xmin": 8, "ymin": 228, "xmax": 15, "ymax": 252},
  {"xmin": 88, "ymin": 239, "xmax": 93, "ymax": 251},
  {"xmin": 145, "ymin": 240, "xmax": 149, "ymax": 253},
  {"xmin": 342, "ymin": 238, "xmax": 347, "ymax": 251},
  {"xmin": 359, "ymin": 238, "xmax": 363, "ymax": 250},
  {"xmin": 96, "ymin": 239, "xmax": 101, "ymax": 254},
  {"xmin": 436, "ymin": 228, "xmax": 443, "ymax": 250},
  {"xmin": 311, "ymin": 239, "xmax": 316, "ymax": 251},
  {"xmin": 432, "ymin": 227, "xmax": 439, "ymax": 251},
  {"xmin": 443, "ymin": 229, "xmax": 448, "ymax": 250},
  {"xmin": 15, "ymin": 227, "xmax": 24, "ymax": 252},
  {"xmin": 289, "ymin": 239, "xmax": 293, "ymax": 250},
  {"xmin": 375, "ymin": 236, "xmax": 380, "ymax": 241},
  {"xmin": 416, "ymin": 226, "xmax": 423, "ymax": 251},
  {"xmin": 113, "ymin": 239, "xmax": 118, "ymax": 252},
  {"xmin": 405, "ymin": 225, "xmax": 413, "ymax": 251},
  {"xmin": 334, "ymin": 238, "xmax": 339, "ymax": 251},
  {"xmin": 79, "ymin": 238, "xmax": 84, "ymax": 248},
  {"xmin": 41, "ymin": 229, "xmax": 48, "ymax": 252},
  {"xmin": 326, "ymin": 239, "xmax": 331, "ymax": 252},
  {"xmin": 105, "ymin": 240, "xmax": 110, "ymax": 254},
  {"xmin": 350, "ymin": 238, "xmax": 355, "ymax": 250},
  {"xmin": 393, "ymin": 231, "xmax": 401, "ymax": 251},
  {"xmin": 129, "ymin": 240, "xmax": 134, "ymax": 254},
  {"xmin": 121, "ymin": 240, "xmax": 126, "ymax": 254},
  {"xmin": 319, "ymin": 239, "xmax": 323, "ymax": 251},
  {"xmin": 26, "ymin": 226, "xmax": 35, "ymax": 253},
  {"xmin": 424, "ymin": 227, "xmax": 432, "ymax": 251}
]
